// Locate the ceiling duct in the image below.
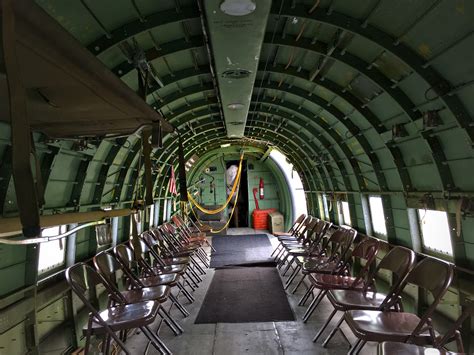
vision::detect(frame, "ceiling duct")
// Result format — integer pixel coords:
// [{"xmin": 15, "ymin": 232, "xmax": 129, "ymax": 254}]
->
[{"xmin": 204, "ymin": 0, "xmax": 271, "ymax": 138}]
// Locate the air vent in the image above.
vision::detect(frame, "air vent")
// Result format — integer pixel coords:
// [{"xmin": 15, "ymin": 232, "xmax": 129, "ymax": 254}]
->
[
  {"xmin": 229, "ymin": 121, "xmax": 244, "ymax": 125},
  {"xmin": 222, "ymin": 69, "xmax": 251, "ymax": 79}
]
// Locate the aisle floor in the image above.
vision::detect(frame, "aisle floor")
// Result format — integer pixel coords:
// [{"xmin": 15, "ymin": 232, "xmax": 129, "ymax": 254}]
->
[{"xmin": 127, "ymin": 228, "xmax": 377, "ymax": 354}]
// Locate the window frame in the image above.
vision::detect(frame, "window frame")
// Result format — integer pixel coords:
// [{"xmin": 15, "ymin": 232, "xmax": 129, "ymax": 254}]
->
[
  {"xmin": 417, "ymin": 208, "xmax": 454, "ymax": 257},
  {"xmin": 339, "ymin": 200, "xmax": 352, "ymax": 226},
  {"xmin": 368, "ymin": 195, "xmax": 387, "ymax": 238},
  {"xmin": 37, "ymin": 225, "xmax": 68, "ymax": 276},
  {"xmin": 322, "ymin": 194, "xmax": 330, "ymax": 221}
]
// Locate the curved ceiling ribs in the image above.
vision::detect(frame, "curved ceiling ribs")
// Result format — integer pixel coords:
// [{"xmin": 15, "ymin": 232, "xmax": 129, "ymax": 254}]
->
[{"xmin": 2, "ymin": 0, "xmax": 469, "ymax": 219}]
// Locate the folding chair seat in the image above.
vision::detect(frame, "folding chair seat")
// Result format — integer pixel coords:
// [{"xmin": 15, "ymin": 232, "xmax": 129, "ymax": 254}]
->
[
  {"xmin": 271, "ymin": 216, "xmax": 313, "ymax": 260},
  {"xmin": 130, "ymin": 240, "xmax": 197, "ymax": 300},
  {"xmin": 275, "ymin": 216, "xmax": 312, "ymax": 244},
  {"xmin": 142, "ymin": 232, "xmax": 192, "ymax": 266},
  {"xmin": 152, "ymin": 228, "xmax": 208, "ymax": 275},
  {"xmin": 377, "ymin": 300, "xmax": 474, "ymax": 355},
  {"xmin": 114, "ymin": 244, "xmax": 191, "ymax": 316},
  {"xmin": 280, "ymin": 220, "xmax": 331, "ymax": 278},
  {"xmin": 171, "ymin": 215, "xmax": 211, "ymax": 248},
  {"xmin": 344, "ymin": 257, "xmax": 455, "ymax": 354},
  {"xmin": 141, "ymin": 232, "xmax": 203, "ymax": 286},
  {"xmin": 288, "ymin": 227, "xmax": 352, "ymax": 295},
  {"xmin": 316, "ymin": 246, "xmax": 416, "ymax": 346},
  {"xmin": 378, "ymin": 342, "xmax": 458, "ymax": 355},
  {"xmin": 66, "ymin": 263, "xmax": 172, "ymax": 355},
  {"xmin": 166, "ymin": 223, "xmax": 206, "ymax": 248},
  {"xmin": 300, "ymin": 235, "xmax": 376, "ymax": 323},
  {"xmin": 273, "ymin": 213, "xmax": 306, "ymax": 238},
  {"xmin": 275, "ymin": 217, "xmax": 318, "ymax": 264}
]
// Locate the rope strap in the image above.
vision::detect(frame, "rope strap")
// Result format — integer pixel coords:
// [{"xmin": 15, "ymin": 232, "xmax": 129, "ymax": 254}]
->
[{"xmin": 187, "ymin": 153, "xmax": 244, "ymax": 214}]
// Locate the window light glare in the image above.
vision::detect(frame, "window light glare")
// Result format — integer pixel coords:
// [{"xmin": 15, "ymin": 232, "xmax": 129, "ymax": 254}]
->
[
  {"xmin": 369, "ymin": 196, "xmax": 387, "ymax": 236},
  {"xmin": 220, "ymin": 143, "xmax": 231, "ymax": 148},
  {"xmin": 38, "ymin": 225, "xmax": 67, "ymax": 273},
  {"xmin": 341, "ymin": 201, "xmax": 351, "ymax": 226},
  {"xmin": 418, "ymin": 209, "xmax": 453, "ymax": 255}
]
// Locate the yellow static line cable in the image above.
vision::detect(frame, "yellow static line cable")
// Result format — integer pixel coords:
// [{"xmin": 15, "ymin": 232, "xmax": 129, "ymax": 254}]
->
[
  {"xmin": 211, "ymin": 173, "xmax": 241, "ymax": 234},
  {"xmin": 189, "ymin": 201, "xmax": 204, "ymax": 226},
  {"xmin": 187, "ymin": 153, "xmax": 244, "ymax": 214}
]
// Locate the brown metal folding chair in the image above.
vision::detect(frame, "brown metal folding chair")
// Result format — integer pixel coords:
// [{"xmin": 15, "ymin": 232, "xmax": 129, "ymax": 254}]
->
[
  {"xmin": 66, "ymin": 263, "xmax": 172, "ymax": 355},
  {"xmin": 316, "ymin": 246, "xmax": 416, "ymax": 346},
  {"xmin": 93, "ymin": 251, "xmax": 184, "ymax": 335},
  {"xmin": 300, "ymin": 232, "xmax": 375, "ymax": 323},
  {"xmin": 114, "ymin": 244, "xmax": 190, "ymax": 318},
  {"xmin": 377, "ymin": 300, "xmax": 474, "ymax": 354},
  {"xmin": 271, "ymin": 215, "xmax": 313, "ymax": 258},
  {"xmin": 344, "ymin": 257, "xmax": 455, "ymax": 354}
]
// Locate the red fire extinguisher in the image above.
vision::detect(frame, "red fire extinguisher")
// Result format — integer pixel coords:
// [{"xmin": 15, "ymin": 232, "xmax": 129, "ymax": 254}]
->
[{"xmin": 259, "ymin": 177, "xmax": 264, "ymax": 200}]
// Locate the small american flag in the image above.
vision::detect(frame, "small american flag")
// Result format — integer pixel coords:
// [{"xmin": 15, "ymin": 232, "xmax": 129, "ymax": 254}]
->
[{"xmin": 169, "ymin": 166, "xmax": 178, "ymax": 195}]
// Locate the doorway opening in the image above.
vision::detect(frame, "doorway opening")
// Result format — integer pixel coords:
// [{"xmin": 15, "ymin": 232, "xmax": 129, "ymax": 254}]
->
[{"xmin": 226, "ymin": 160, "xmax": 249, "ymax": 228}]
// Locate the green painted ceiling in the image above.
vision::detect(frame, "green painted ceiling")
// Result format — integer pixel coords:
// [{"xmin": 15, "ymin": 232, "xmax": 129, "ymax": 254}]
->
[{"xmin": 1, "ymin": 0, "xmax": 474, "ymax": 220}]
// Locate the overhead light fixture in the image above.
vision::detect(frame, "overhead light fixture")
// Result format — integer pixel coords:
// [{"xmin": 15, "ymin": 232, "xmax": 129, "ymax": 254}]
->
[
  {"xmin": 220, "ymin": 143, "xmax": 231, "ymax": 148},
  {"xmin": 220, "ymin": 0, "xmax": 256, "ymax": 16},
  {"xmin": 227, "ymin": 103, "xmax": 245, "ymax": 110}
]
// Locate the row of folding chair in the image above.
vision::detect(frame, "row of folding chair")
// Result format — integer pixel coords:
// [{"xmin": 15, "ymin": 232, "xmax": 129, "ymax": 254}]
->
[
  {"xmin": 274, "ymin": 214, "xmax": 473, "ymax": 354},
  {"xmin": 66, "ymin": 215, "xmax": 211, "ymax": 355}
]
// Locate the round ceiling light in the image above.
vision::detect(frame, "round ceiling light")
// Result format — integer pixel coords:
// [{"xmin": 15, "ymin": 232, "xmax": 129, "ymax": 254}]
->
[
  {"xmin": 227, "ymin": 103, "xmax": 245, "ymax": 110},
  {"xmin": 220, "ymin": 0, "xmax": 256, "ymax": 16}
]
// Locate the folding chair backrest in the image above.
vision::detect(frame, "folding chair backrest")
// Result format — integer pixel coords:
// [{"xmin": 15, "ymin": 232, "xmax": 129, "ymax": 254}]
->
[
  {"xmin": 350, "ymin": 238, "xmax": 379, "ymax": 264},
  {"xmin": 66, "ymin": 262, "xmax": 105, "ymax": 302},
  {"xmin": 402, "ymin": 257, "xmax": 454, "ymax": 340},
  {"xmin": 344, "ymin": 238, "xmax": 380, "ymax": 285},
  {"xmin": 293, "ymin": 216, "xmax": 312, "ymax": 237},
  {"xmin": 376, "ymin": 246, "xmax": 416, "ymax": 290},
  {"xmin": 300, "ymin": 218, "xmax": 319, "ymax": 243},
  {"xmin": 323, "ymin": 228, "xmax": 357, "ymax": 262},
  {"xmin": 290, "ymin": 214, "xmax": 306, "ymax": 233},
  {"xmin": 114, "ymin": 244, "xmax": 136, "ymax": 271},
  {"xmin": 93, "ymin": 251, "xmax": 122, "ymax": 287},
  {"xmin": 171, "ymin": 215, "xmax": 185, "ymax": 229},
  {"xmin": 404, "ymin": 257, "xmax": 454, "ymax": 301}
]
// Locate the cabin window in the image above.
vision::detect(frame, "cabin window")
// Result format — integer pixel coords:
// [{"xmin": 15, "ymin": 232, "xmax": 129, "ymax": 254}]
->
[
  {"xmin": 129, "ymin": 212, "xmax": 143, "ymax": 235},
  {"xmin": 163, "ymin": 199, "xmax": 168, "ymax": 222},
  {"xmin": 339, "ymin": 201, "xmax": 351, "ymax": 226},
  {"xmin": 38, "ymin": 225, "xmax": 68, "ymax": 274},
  {"xmin": 368, "ymin": 196, "xmax": 387, "ymax": 236},
  {"xmin": 418, "ymin": 209, "xmax": 453, "ymax": 256},
  {"xmin": 317, "ymin": 195, "xmax": 325, "ymax": 219},
  {"xmin": 322, "ymin": 194, "xmax": 330, "ymax": 220},
  {"xmin": 149, "ymin": 204, "xmax": 155, "ymax": 227}
]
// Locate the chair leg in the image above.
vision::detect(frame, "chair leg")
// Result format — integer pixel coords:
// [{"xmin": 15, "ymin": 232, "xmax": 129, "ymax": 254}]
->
[
  {"xmin": 177, "ymin": 281, "xmax": 195, "ymax": 303},
  {"xmin": 281, "ymin": 256, "xmax": 295, "ymax": 276},
  {"xmin": 351, "ymin": 340, "xmax": 366, "ymax": 355},
  {"xmin": 298, "ymin": 284, "xmax": 314, "ymax": 306},
  {"xmin": 274, "ymin": 246, "xmax": 285, "ymax": 261},
  {"xmin": 313, "ymin": 308, "xmax": 337, "ymax": 342},
  {"xmin": 303, "ymin": 290, "xmax": 327, "ymax": 323},
  {"xmin": 271, "ymin": 244, "xmax": 282, "ymax": 257},
  {"xmin": 141, "ymin": 325, "xmax": 172, "ymax": 355},
  {"xmin": 347, "ymin": 339, "xmax": 362, "ymax": 355},
  {"xmin": 159, "ymin": 306, "xmax": 184, "ymax": 334},
  {"xmin": 184, "ymin": 275, "xmax": 197, "ymax": 291},
  {"xmin": 191, "ymin": 256, "xmax": 206, "ymax": 274},
  {"xmin": 169, "ymin": 293, "xmax": 190, "ymax": 317},
  {"xmin": 188, "ymin": 265, "xmax": 203, "ymax": 282},
  {"xmin": 291, "ymin": 274, "xmax": 306, "ymax": 294},
  {"xmin": 205, "ymin": 240, "xmax": 216, "ymax": 252},
  {"xmin": 322, "ymin": 314, "xmax": 347, "ymax": 348},
  {"xmin": 284, "ymin": 265, "xmax": 301, "ymax": 290}
]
